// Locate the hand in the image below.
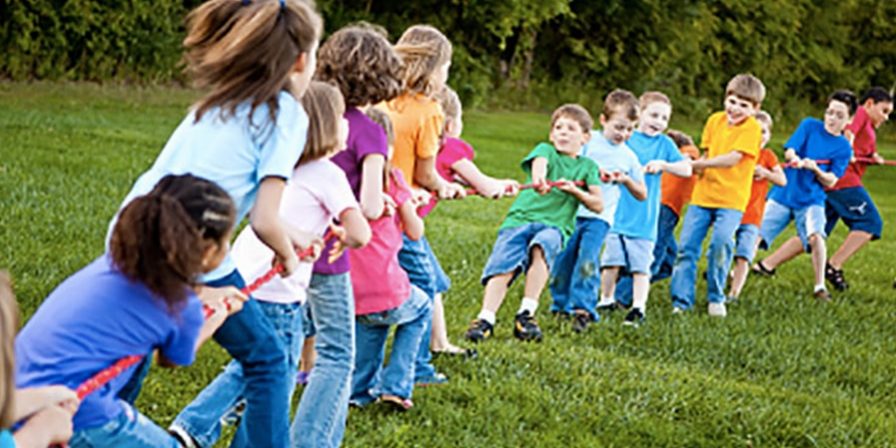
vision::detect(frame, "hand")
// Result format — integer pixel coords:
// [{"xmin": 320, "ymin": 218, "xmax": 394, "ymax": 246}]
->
[
  {"xmin": 753, "ymin": 165, "xmax": 769, "ymax": 180},
  {"xmin": 436, "ymin": 182, "xmax": 467, "ymax": 200},
  {"xmin": 276, "ymin": 252, "xmax": 300, "ymax": 277},
  {"xmin": 553, "ymin": 179, "xmax": 578, "ymax": 194},
  {"xmin": 613, "ymin": 172, "xmax": 630, "ymax": 184},
  {"xmin": 644, "ymin": 161, "xmax": 666, "ymax": 174},
  {"xmin": 802, "ymin": 159, "xmax": 818, "ymax": 171},
  {"xmin": 327, "ymin": 223, "xmax": 348, "ymax": 263},
  {"xmin": 18, "ymin": 404, "xmax": 75, "ymax": 446},
  {"xmin": 478, "ymin": 180, "xmax": 506, "ymax": 199},
  {"xmin": 501, "ymin": 179, "xmax": 520, "ymax": 197},
  {"xmin": 412, "ymin": 188, "xmax": 432, "ymax": 207},
  {"xmin": 873, "ymin": 153, "xmax": 886, "ymax": 165},
  {"xmin": 599, "ymin": 168, "xmax": 613, "ymax": 183},
  {"xmin": 692, "ymin": 157, "xmax": 707, "ymax": 175},
  {"xmin": 532, "ymin": 175, "xmax": 551, "ymax": 195},
  {"xmin": 382, "ymin": 194, "xmax": 397, "ymax": 217},
  {"xmin": 199, "ymin": 286, "xmax": 247, "ymax": 316},
  {"xmin": 288, "ymin": 229, "xmax": 324, "ymax": 263},
  {"xmin": 38, "ymin": 386, "xmax": 79, "ymax": 409}
]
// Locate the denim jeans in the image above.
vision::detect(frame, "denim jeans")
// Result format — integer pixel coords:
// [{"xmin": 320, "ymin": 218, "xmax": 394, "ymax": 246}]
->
[
  {"xmin": 397, "ymin": 235, "xmax": 439, "ymax": 381},
  {"xmin": 615, "ymin": 204, "xmax": 680, "ymax": 307},
  {"xmin": 351, "ymin": 285, "xmax": 432, "ymax": 405},
  {"xmin": 550, "ymin": 217, "xmax": 610, "ymax": 320},
  {"xmin": 292, "ymin": 273, "xmax": 355, "ymax": 448},
  {"xmin": 175, "ymin": 269, "xmax": 290, "ymax": 448},
  {"xmin": 172, "ymin": 301, "xmax": 303, "ymax": 448},
  {"xmin": 70, "ymin": 401, "xmax": 180, "ymax": 447},
  {"xmin": 670, "ymin": 206, "xmax": 743, "ymax": 309}
]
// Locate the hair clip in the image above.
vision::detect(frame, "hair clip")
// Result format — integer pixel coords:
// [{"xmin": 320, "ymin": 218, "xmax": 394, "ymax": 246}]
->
[{"xmin": 241, "ymin": 0, "xmax": 251, "ymax": 5}]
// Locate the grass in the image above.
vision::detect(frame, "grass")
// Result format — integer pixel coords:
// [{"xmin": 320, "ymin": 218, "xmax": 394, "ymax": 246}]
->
[{"xmin": 2, "ymin": 82, "xmax": 896, "ymax": 447}]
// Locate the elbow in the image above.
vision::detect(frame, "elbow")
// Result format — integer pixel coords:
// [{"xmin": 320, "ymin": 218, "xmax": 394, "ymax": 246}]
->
[
  {"xmin": 589, "ymin": 200, "xmax": 604, "ymax": 214},
  {"xmin": 346, "ymin": 225, "xmax": 372, "ymax": 249},
  {"xmin": 360, "ymin": 202, "xmax": 384, "ymax": 221},
  {"xmin": 406, "ymin": 226, "xmax": 424, "ymax": 241},
  {"xmin": 634, "ymin": 188, "xmax": 648, "ymax": 201},
  {"xmin": 250, "ymin": 216, "xmax": 277, "ymax": 241}
]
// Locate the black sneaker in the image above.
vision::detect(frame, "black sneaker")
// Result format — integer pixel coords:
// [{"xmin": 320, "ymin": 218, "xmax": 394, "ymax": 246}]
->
[
  {"xmin": 622, "ymin": 308, "xmax": 645, "ymax": 328},
  {"xmin": 571, "ymin": 310, "xmax": 592, "ymax": 333},
  {"xmin": 464, "ymin": 318, "xmax": 494, "ymax": 343},
  {"xmin": 595, "ymin": 301, "xmax": 617, "ymax": 313},
  {"xmin": 825, "ymin": 263, "xmax": 849, "ymax": 291},
  {"xmin": 513, "ymin": 311, "xmax": 543, "ymax": 342}
]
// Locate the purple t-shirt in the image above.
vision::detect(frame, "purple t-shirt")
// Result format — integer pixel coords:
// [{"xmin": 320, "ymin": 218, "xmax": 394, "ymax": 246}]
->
[{"xmin": 313, "ymin": 107, "xmax": 389, "ymax": 274}]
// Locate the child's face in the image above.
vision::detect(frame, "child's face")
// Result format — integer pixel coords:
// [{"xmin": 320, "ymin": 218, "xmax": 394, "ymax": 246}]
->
[
  {"xmin": 291, "ymin": 43, "xmax": 319, "ymax": 97},
  {"xmin": 638, "ymin": 102, "xmax": 672, "ymax": 137},
  {"xmin": 759, "ymin": 121, "xmax": 772, "ymax": 148},
  {"xmin": 550, "ymin": 116, "xmax": 589, "ymax": 156},
  {"xmin": 600, "ymin": 113, "xmax": 635, "ymax": 146},
  {"xmin": 724, "ymin": 95, "xmax": 757, "ymax": 125},
  {"xmin": 865, "ymin": 99, "xmax": 893, "ymax": 128},
  {"xmin": 824, "ymin": 100, "xmax": 851, "ymax": 136}
]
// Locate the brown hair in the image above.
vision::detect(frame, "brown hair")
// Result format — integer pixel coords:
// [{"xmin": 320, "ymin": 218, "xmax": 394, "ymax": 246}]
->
[
  {"xmin": 666, "ymin": 129, "xmax": 695, "ymax": 148},
  {"xmin": 0, "ymin": 271, "xmax": 18, "ymax": 429},
  {"xmin": 755, "ymin": 110, "xmax": 774, "ymax": 128},
  {"xmin": 394, "ymin": 25, "xmax": 453, "ymax": 97},
  {"xmin": 552, "ymin": 104, "xmax": 594, "ymax": 133},
  {"xmin": 639, "ymin": 91, "xmax": 671, "ymax": 111},
  {"xmin": 437, "ymin": 86, "xmax": 462, "ymax": 122},
  {"xmin": 299, "ymin": 81, "xmax": 346, "ymax": 165},
  {"xmin": 315, "ymin": 24, "xmax": 403, "ymax": 108},
  {"xmin": 184, "ymin": 0, "xmax": 323, "ymax": 127},
  {"xmin": 110, "ymin": 174, "xmax": 236, "ymax": 311},
  {"xmin": 365, "ymin": 108, "xmax": 395, "ymax": 187},
  {"xmin": 726, "ymin": 73, "xmax": 766, "ymax": 106},
  {"xmin": 603, "ymin": 89, "xmax": 639, "ymax": 122}
]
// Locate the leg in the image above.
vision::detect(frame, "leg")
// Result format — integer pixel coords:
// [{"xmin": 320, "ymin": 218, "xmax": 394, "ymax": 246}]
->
[
  {"xmin": 600, "ymin": 267, "xmax": 621, "ymax": 300},
  {"xmin": 429, "ymin": 293, "xmax": 452, "ymax": 351},
  {"xmin": 728, "ymin": 258, "xmax": 750, "ymax": 298},
  {"xmin": 520, "ymin": 225, "xmax": 564, "ymax": 308},
  {"xmin": 761, "ymin": 237, "xmax": 804, "ymax": 270},
  {"xmin": 728, "ymin": 224, "xmax": 760, "ymax": 299},
  {"xmin": 481, "ymin": 273, "xmax": 514, "ymax": 314},
  {"xmin": 651, "ymin": 205, "xmax": 681, "ymax": 283},
  {"xmin": 705, "ymin": 208, "xmax": 743, "ymax": 305},
  {"xmin": 829, "ymin": 231, "xmax": 873, "ymax": 269},
  {"xmin": 522, "ymin": 246, "xmax": 550, "ymax": 303},
  {"xmin": 380, "ymin": 286, "xmax": 432, "ymax": 399},
  {"xmin": 70, "ymin": 403, "xmax": 181, "ymax": 448},
  {"xmin": 549, "ymin": 219, "xmax": 588, "ymax": 314},
  {"xmin": 350, "ymin": 319, "xmax": 389, "ymax": 406},
  {"xmin": 630, "ymin": 273, "xmax": 650, "ymax": 311},
  {"xmin": 827, "ymin": 187, "xmax": 883, "ymax": 269},
  {"xmin": 670, "ymin": 206, "xmax": 712, "ymax": 310},
  {"xmin": 809, "ymin": 234, "xmax": 827, "ymax": 288},
  {"xmin": 397, "ymin": 235, "xmax": 440, "ymax": 382},
  {"xmin": 568, "ymin": 219, "xmax": 609, "ymax": 320}
]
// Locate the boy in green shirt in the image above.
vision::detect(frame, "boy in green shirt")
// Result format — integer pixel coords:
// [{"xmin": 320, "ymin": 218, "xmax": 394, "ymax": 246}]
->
[{"xmin": 465, "ymin": 104, "xmax": 604, "ymax": 342}]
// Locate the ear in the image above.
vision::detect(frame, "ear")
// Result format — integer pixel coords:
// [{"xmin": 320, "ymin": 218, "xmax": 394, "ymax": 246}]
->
[
  {"xmin": 599, "ymin": 114, "xmax": 607, "ymax": 127},
  {"xmin": 200, "ymin": 240, "xmax": 219, "ymax": 270},
  {"xmin": 292, "ymin": 52, "xmax": 308, "ymax": 73}
]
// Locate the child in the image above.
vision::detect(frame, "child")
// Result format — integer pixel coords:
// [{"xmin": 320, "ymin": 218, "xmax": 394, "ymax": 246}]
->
[
  {"xmin": 465, "ymin": 104, "xmax": 604, "ymax": 342},
  {"xmin": 669, "ymin": 74, "xmax": 765, "ymax": 317},
  {"xmin": 171, "ymin": 82, "xmax": 371, "ymax": 446},
  {"xmin": 349, "ymin": 108, "xmax": 432, "ymax": 411},
  {"xmin": 1, "ymin": 272, "xmax": 78, "ymax": 448},
  {"xmin": 381, "ymin": 25, "xmax": 465, "ymax": 385},
  {"xmin": 598, "ymin": 91, "xmax": 692, "ymax": 327},
  {"xmin": 751, "ymin": 91, "xmax": 856, "ymax": 301},
  {"xmin": 422, "ymin": 86, "xmax": 519, "ymax": 355},
  {"xmin": 17, "ymin": 175, "xmax": 244, "ymax": 446},
  {"xmin": 726, "ymin": 111, "xmax": 786, "ymax": 302},
  {"xmin": 550, "ymin": 89, "xmax": 645, "ymax": 333}
]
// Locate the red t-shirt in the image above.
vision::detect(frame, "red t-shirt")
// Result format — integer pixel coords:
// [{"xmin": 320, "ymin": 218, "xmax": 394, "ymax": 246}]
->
[
  {"xmin": 741, "ymin": 148, "xmax": 779, "ymax": 226},
  {"xmin": 830, "ymin": 106, "xmax": 875, "ymax": 190},
  {"xmin": 660, "ymin": 145, "xmax": 700, "ymax": 217},
  {"xmin": 417, "ymin": 136, "xmax": 476, "ymax": 217}
]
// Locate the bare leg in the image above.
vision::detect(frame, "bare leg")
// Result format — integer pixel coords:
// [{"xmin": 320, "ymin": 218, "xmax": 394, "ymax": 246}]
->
[
  {"xmin": 809, "ymin": 234, "xmax": 827, "ymax": 287},
  {"xmin": 481, "ymin": 273, "xmax": 514, "ymax": 314},
  {"xmin": 828, "ymin": 231, "xmax": 873, "ymax": 270},
  {"xmin": 600, "ymin": 267, "xmax": 621, "ymax": 299},
  {"xmin": 761, "ymin": 236, "xmax": 804, "ymax": 270},
  {"xmin": 631, "ymin": 273, "xmax": 650, "ymax": 310},
  {"xmin": 728, "ymin": 257, "xmax": 749, "ymax": 298},
  {"xmin": 299, "ymin": 336, "xmax": 315, "ymax": 372},
  {"xmin": 522, "ymin": 246, "xmax": 549, "ymax": 302},
  {"xmin": 430, "ymin": 293, "xmax": 464, "ymax": 353}
]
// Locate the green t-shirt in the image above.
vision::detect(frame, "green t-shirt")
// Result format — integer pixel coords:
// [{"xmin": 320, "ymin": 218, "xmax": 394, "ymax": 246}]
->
[{"xmin": 500, "ymin": 142, "xmax": 602, "ymax": 239}]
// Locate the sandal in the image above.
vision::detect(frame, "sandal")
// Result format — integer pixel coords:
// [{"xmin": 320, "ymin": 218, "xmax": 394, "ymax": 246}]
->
[
  {"xmin": 751, "ymin": 260, "xmax": 776, "ymax": 277},
  {"xmin": 379, "ymin": 394, "xmax": 414, "ymax": 411},
  {"xmin": 432, "ymin": 346, "xmax": 478, "ymax": 359}
]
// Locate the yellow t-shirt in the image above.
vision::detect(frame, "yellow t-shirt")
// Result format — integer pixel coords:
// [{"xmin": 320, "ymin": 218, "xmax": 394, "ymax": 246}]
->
[
  {"xmin": 379, "ymin": 92, "xmax": 444, "ymax": 187},
  {"xmin": 691, "ymin": 111, "xmax": 761, "ymax": 211}
]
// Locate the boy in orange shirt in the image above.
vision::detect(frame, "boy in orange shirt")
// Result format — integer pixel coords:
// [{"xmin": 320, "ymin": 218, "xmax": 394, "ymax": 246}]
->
[
  {"xmin": 669, "ymin": 74, "xmax": 765, "ymax": 317},
  {"xmin": 726, "ymin": 111, "xmax": 786, "ymax": 302}
]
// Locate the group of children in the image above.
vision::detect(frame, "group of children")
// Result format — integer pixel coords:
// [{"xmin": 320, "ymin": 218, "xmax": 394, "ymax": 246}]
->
[{"xmin": 0, "ymin": 0, "xmax": 892, "ymax": 447}]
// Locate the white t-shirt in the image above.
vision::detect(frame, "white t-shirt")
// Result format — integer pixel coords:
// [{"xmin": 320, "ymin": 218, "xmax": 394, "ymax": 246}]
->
[{"xmin": 232, "ymin": 159, "xmax": 359, "ymax": 304}]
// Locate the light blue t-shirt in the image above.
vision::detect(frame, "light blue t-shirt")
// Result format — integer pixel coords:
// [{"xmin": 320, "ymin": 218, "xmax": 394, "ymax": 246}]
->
[
  {"xmin": 577, "ymin": 131, "xmax": 643, "ymax": 226},
  {"xmin": 110, "ymin": 91, "xmax": 308, "ymax": 281},
  {"xmin": 15, "ymin": 256, "xmax": 203, "ymax": 431},
  {"xmin": 613, "ymin": 131, "xmax": 684, "ymax": 241},
  {"xmin": 0, "ymin": 430, "xmax": 13, "ymax": 448}
]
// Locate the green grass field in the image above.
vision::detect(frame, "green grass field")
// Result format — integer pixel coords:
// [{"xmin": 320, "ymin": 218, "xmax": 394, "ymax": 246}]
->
[{"xmin": 2, "ymin": 82, "xmax": 895, "ymax": 447}]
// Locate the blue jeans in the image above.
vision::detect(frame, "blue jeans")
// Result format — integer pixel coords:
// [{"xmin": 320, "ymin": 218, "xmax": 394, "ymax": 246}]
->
[
  {"xmin": 351, "ymin": 286, "xmax": 432, "ymax": 405},
  {"xmin": 616, "ymin": 204, "xmax": 680, "ymax": 307},
  {"xmin": 670, "ymin": 206, "xmax": 743, "ymax": 309},
  {"xmin": 70, "ymin": 401, "xmax": 180, "ymax": 447},
  {"xmin": 397, "ymin": 235, "xmax": 440, "ymax": 381},
  {"xmin": 292, "ymin": 273, "xmax": 354, "ymax": 448},
  {"xmin": 172, "ymin": 301, "xmax": 303, "ymax": 448},
  {"xmin": 550, "ymin": 217, "xmax": 610, "ymax": 320},
  {"xmin": 175, "ymin": 269, "xmax": 290, "ymax": 448}
]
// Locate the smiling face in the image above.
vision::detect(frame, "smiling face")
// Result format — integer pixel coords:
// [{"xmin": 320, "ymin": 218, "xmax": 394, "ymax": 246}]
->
[
  {"xmin": 550, "ymin": 115, "xmax": 590, "ymax": 156},
  {"xmin": 724, "ymin": 95, "xmax": 758, "ymax": 126},
  {"xmin": 600, "ymin": 113, "xmax": 636, "ymax": 145},
  {"xmin": 638, "ymin": 102, "xmax": 672, "ymax": 137},
  {"xmin": 824, "ymin": 100, "xmax": 851, "ymax": 136},
  {"xmin": 864, "ymin": 99, "xmax": 893, "ymax": 128}
]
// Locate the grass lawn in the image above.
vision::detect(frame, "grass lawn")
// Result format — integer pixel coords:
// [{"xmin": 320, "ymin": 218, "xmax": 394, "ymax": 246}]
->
[{"xmin": 2, "ymin": 82, "xmax": 896, "ymax": 447}]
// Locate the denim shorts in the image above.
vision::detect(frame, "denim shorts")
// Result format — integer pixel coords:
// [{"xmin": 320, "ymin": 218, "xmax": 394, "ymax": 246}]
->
[
  {"xmin": 734, "ymin": 223, "xmax": 760, "ymax": 263},
  {"xmin": 759, "ymin": 200, "xmax": 826, "ymax": 250},
  {"xmin": 825, "ymin": 186, "xmax": 883, "ymax": 239},
  {"xmin": 481, "ymin": 222, "xmax": 563, "ymax": 285},
  {"xmin": 398, "ymin": 235, "xmax": 451, "ymax": 299},
  {"xmin": 600, "ymin": 233, "xmax": 654, "ymax": 274}
]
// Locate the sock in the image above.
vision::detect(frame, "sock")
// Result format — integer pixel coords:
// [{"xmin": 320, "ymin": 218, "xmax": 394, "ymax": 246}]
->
[
  {"xmin": 477, "ymin": 310, "xmax": 496, "ymax": 326},
  {"xmin": 517, "ymin": 297, "xmax": 538, "ymax": 316},
  {"xmin": 814, "ymin": 284, "xmax": 826, "ymax": 293},
  {"xmin": 597, "ymin": 296, "xmax": 615, "ymax": 306}
]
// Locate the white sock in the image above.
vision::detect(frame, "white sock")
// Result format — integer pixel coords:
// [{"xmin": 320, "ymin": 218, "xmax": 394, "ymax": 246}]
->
[
  {"xmin": 477, "ymin": 309, "xmax": 496, "ymax": 326},
  {"xmin": 517, "ymin": 297, "xmax": 539, "ymax": 316},
  {"xmin": 814, "ymin": 284, "xmax": 826, "ymax": 293},
  {"xmin": 597, "ymin": 296, "xmax": 615, "ymax": 306}
]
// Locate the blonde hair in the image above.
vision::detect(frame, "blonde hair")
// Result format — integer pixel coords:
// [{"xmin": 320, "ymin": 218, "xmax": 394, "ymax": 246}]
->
[
  {"xmin": 639, "ymin": 91, "xmax": 671, "ymax": 111},
  {"xmin": 394, "ymin": 25, "xmax": 453, "ymax": 97},
  {"xmin": 299, "ymin": 81, "xmax": 346, "ymax": 165},
  {"xmin": 365, "ymin": 107, "xmax": 395, "ymax": 145},
  {"xmin": 603, "ymin": 89, "xmax": 639, "ymax": 121},
  {"xmin": 184, "ymin": 0, "xmax": 323, "ymax": 126},
  {"xmin": 0, "ymin": 271, "xmax": 19, "ymax": 429},
  {"xmin": 552, "ymin": 104, "xmax": 594, "ymax": 133},
  {"xmin": 437, "ymin": 86, "xmax": 462, "ymax": 122},
  {"xmin": 726, "ymin": 74, "xmax": 766, "ymax": 106},
  {"xmin": 755, "ymin": 110, "xmax": 773, "ymax": 129}
]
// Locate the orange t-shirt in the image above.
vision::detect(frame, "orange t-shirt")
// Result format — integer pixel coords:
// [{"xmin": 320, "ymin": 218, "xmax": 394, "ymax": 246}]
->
[
  {"xmin": 691, "ymin": 111, "xmax": 762, "ymax": 212},
  {"xmin": 379, "ymin": 92, "xmax": 444, "ymax": 187},
  {"xmin": 660, "ymin": 144, "xmax": 700, "ymax": 217},
  {"xmin": 741, "ymin": 148, "xmax": 779, "ymax": 226}
]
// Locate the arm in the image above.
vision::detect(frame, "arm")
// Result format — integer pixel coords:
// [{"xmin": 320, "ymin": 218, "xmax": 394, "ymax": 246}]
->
[
  {"xmin": 250, "ymin": 177, "xmax": 300, "ymax": 275},
  {"xmin": 13, "ymin": 387, "xmax": 78, "ymax": 421},
  {"xmin": 803, "ymin": 159, "xmax": 838, "ymax": 187},
  {"xmin": 556, "ymin": 181, "xmax": 603, "ymax": 214},
  {"xmin": 451, "ymin": 159, "xmax": 518, "ymax": 198},
  {"xmin": 414, "ymin": 156, "xmax": 466, "ymax": 199},
  {"xmin": 194, "ymin": 286, "xmax": 247, "ymax": 351},
  {"xmin": 398, "ymin": 200, "xmax": 424, "ymax": 241},
  {"xmin": 757, "ymin": 165, "xmax": 787, "ymax": 187},
  {"xmin": 13, "ymin": 405, "xmax": 75, "ymax": 448},
  {"xmin": 617, "ymin": 173, "xmax": 647, "ymax": 201},
  {"xmin": 644, "ymin": 159, "xmax": 693, "ymax": 178},
  {"xmin": 530, "ymin": 157, "xmax": 551, "ymax": 194},
  {"xmin": 692, "ymin": 151, "xmax": 743, "ymax": 170},
  {"xmin": 337, "ymin": 208, "xmax": 372, "ymax": 249},
  {"xmin": 358, "ymin": 154, "xmax": 386, "ymax": 220}
]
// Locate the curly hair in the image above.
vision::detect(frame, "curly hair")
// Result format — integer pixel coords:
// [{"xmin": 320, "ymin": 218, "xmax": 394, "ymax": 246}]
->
[
  {"xmin": 316, "ymin": 24, "xmax": 404, "ymax": 108},
  {"xmin": 299, "ymin": 81, "xmax": 346, "ymax": 165},
  {"xmin": 0, "ymin": 271, "xmax": 18, "ymax": 429},
  {"xmin": 395, "ymin": 25, "xmax": 453, "ymax": 98}
]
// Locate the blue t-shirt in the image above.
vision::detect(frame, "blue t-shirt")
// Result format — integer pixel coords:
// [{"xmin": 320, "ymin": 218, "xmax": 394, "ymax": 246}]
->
[
  {"xmin": 15, "ymin": 257, "xmax": 204, "ymax": 431},
  {"xmin": 612, "ymin": 131, "xmax": 684, "ymax": 241},
  {"xmin": 0, "ymin": 429, "xmax": 13, "ymax": 448},
  {"xmin": 577, "ymin": 131, "xmax": 643, "ymax": 226},
  {"xmin": 769, "ymin": 118, "xmax": 852, "ymax": 209},
  {"xmin": 109, "ymin": 91, "xmax": 308, "ymax": 281}
]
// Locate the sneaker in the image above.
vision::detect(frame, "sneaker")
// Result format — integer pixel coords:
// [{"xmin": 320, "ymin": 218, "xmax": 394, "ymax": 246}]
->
[
  {"xmin": 296, "ymin": 370, "xmax": 310, "ymax": 386},
  {"xmin": 415, "ymin": 372, "xmax": 449, "ymax": 387},
  {"xmin": 813, "ymin": 288, "xmax": 832, "ymax": 302},
  {"xmin": 465, "ymin": 318, "xmax": 494, "ymax": 343},
  {"xmin": 751, "ymin": 260, "xmax": 776, "ymax": 277},
  {"xmin": 671, "ymin": 306, "xmax": 686, "ymax": 315},
  {"xmin": 513, "ymin": 311, "xmax": 543, "ymax": 342},
  {"xmin": 168, "ymin": 425, "xmax": 199, "ymax": 448},
  {"xmin": 622, "ymin": 308, "xmax": 645, "ymax": 327},
  {"xmin": 825, "ymin": 263, "xmax": 849, "ymax": 291},
  {"xmin": 571, "ymin": 311, "xmax": 592, "ymax": 333},
  {"xmin": 596, "ymin": 301, "xmax": 617, "ymax": 313},
  {"xmin": 708, "ymin": 302, "xmax": 727, "ymax": 317}
]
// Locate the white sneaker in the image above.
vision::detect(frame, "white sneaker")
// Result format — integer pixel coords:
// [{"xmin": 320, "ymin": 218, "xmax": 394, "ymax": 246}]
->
[
  {"xmin": 671, "ymin": 306, "xmax": 685, "ymax": 315},
  {"xmin": 708, "ymin": 302, "xmax": 727, "ymax": 317}
]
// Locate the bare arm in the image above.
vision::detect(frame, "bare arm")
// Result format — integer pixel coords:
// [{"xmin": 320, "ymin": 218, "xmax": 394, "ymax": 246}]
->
[
  {"xmin": 804, "ymin": 159, "xmax": 838, "ymax": 187},
  {"xmin": 451, "ymin": 159, "xmax": 518, "ymax": 198},
  {"xmin": 14, "ymin": 387, "xmax": 77, "ymax": 421},
  {"xmin": 693, "ymin": 151, "xmax": 743, "ymax": 170},
  {"xmin": 415, "ymin": 156, "xmax": 466, "ymax": 199},
  {"xmin": 250, "ymin": 177, "xmax": 299, "ymax": 275},
  {"xmin": 398, "ymin": 200, "xmax": 424, "ymax": 241},
  {"xmin": 617, "ymin": 174, "xmax": 647, "ymax": 201},
  {"xmin": 358, "ymin": 154, "xmax": 386, "ymax": 220},
  {"xmin": 764, "ymin": 165, "xmax": 787, "ymax": 187},
  {"xmin": 556, "ymin": 182, "xmax": 603, "ymax": 214},
  {"xmin": 338, "ymin": 208, "xmax": 372, "ymax": 249}
]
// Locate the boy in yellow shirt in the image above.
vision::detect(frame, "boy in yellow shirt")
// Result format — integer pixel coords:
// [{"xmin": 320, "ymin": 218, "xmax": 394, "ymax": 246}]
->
[{"xmin": 669, "ymin": 74, "xmax": 765, "ymax": 317}]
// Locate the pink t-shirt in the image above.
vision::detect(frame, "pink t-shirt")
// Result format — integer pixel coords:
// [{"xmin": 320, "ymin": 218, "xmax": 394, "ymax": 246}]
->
[
  {"xmin": 350, "ymin": 169, "xmax": 413, "ymax": 315},
  {"xmin": 233, "ymin": 159, "xmax": 359, "ymax": 304},
  {"xmin": 830, "ymin": 106, "xmax": 875, "ymax": 191},
  {"xmin": 418, "ymin": 137, "xmax": 476, "ymax": 217}
]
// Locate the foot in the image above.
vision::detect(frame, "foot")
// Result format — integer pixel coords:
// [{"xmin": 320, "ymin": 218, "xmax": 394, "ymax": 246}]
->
[
  {"xmin": 813, "ymin": 288, "xmax": 832, "ymax": 302},
  {"xmin": 751, "ymin": 260, "xmax": 776, "ymax": 277},
  {"xmin": 415, "ymin": 372, "xmax": 449, "ymax": 387},
  {"xmin": 622, "ymin": 308, "xmax": 645, "ymax": 327},
  {"xmin": 296, "ymin": 370, "xmax": 310, "ymax": 386},
  {"xmin": 708, "ymin": 302, "xmax": 727, "ymax": 317},
  {"xmin": 432, "ymin": 344, "xmax": 478, "ymax": 359},
  {"xmin": 825, "ymin": 263, "xmax": 849, "ymax": 291},
  {"xmin": 513, "ymin": 311, "xmax": 543, "ymax": 342},
  {"xmin": 671, "ymin": 306, "xmax": 686, "ymax": 315},
  {"xmin": 465, "ymin": 318, "xmax": 494, "ymax": 343},
  {"xmin": 379, "ymin": 394, "xmax": 414, "ymax": 411},
  {"xmin": 726, "ymin": 294, "xmax": 739, "ymax": 305},
  {"xmin": 571, "ymin": 310, "xmax": 592, "ymax": 333},
  {"xmin": 596, "ymin": 301, "xmax": 617, "ymax": 313}
]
